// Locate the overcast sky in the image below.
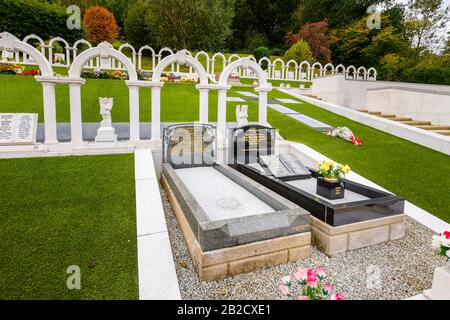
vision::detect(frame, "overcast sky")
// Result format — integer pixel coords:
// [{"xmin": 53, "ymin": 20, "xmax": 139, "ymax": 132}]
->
[{"xmin": 397, "ymin": 0, "xmax": 450, "ymax": 33}]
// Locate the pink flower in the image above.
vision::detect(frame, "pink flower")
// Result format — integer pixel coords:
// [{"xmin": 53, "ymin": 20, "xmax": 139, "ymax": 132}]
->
[
  {"xmin": 331, "ymin": 293, "xmax": 344, "ymax": 300},
  {"xmin": 281, "ymin": 276, "xmax": 291, "ymax": 286},
  {"xmin": 307, "ymin": 269, "xmax": 317, "ymax": 284},
  {"xmin": 315, "ymin": 266, "xmax": 327, "ymax": 279},
  {"xmin": 279, "ymin": 284, "xmax": 290, "ymax": 295},
  {"xmin": 294, "ymin": 268, "xmax": 308, "ymax": 281},
  {"xmin": 323, "ymin": 283, "xmax": 333, "ymax": 294},
  {"xmin": 298, "ymin": 296, "xmax": 309, "ymax": 300},
  {"xmin": 308, "ymin": 280, "xmax": 318, "ymax": 288},
  {"xmin": 307, "ymin": 268, "xmax": 316, "ymax": 278}
]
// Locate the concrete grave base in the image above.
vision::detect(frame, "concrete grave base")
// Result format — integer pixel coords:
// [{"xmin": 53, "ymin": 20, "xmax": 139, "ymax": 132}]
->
[
  {"xmin": 310, "ymin": 214, "xmax": 406, "ymax": 256},
  {"xmin": 162, "ymin": 175, "xmax": 311, "ymax": 281}
]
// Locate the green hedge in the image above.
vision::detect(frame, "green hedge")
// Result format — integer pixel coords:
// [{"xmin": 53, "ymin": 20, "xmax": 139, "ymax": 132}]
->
[
  {"xmin": 399, "ymin": 65, "xmax": 450, "ymax": 86},
  {"xmin": 0, "ymin": 0, "xmax": 83, "ymax": 43}
]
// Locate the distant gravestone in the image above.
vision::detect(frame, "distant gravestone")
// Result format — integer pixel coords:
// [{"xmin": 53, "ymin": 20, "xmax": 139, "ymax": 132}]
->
[
  {"xmin": 0, "ymin": 113, "xmax": 38, "ymax": 146},
  {"xmin": 230, "ymin": 125, "xmax": 276, "ymax": 165},
  {"xmin": 163, "ymin": 124, "xmax": 216, "ymax": 169}
]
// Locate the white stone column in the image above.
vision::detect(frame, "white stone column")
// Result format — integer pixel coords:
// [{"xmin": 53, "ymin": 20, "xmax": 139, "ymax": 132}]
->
[
  {"xmin": 196, "ymin": 85, "xmax": 210, "ymax": 124},
  {"xmin": 216, "ymin": 87, "xmax": 230, "ymax": 142},
  {"xmin": 69, "ymin": 81, "xmax": 84, "ymax": 143},
  {"xmin": 127, "ymin": 83, "xmax": 140, "ymax": 142},
  {"xmin": 138, "ymin": 53, "xmax": 142, "ymax": 70},
  {"xmin": 255, "ymin": 86, "xmax": 272, "ymax": 126},
  {"xmin": 41, "ymin": 81, "xmax": 58, "ymax": 144},
  {"xmin": 151, "ymin": 84, "xmax": 164, "ymax": 141}
]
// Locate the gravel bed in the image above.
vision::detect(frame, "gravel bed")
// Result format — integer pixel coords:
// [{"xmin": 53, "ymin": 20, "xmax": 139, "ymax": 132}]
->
[{"xmin": 160, "ymin": 189, "xmax": 447, "ymax": 300}]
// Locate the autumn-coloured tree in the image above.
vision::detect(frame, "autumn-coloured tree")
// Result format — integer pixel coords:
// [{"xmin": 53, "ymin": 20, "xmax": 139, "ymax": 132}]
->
[
  {"xmin": 286, "ymin": 20, "xmax": 337, "ymax": 64},
  {"xmin": 83, "ymin": 5, "xmax": 119, "ymax": 45}
]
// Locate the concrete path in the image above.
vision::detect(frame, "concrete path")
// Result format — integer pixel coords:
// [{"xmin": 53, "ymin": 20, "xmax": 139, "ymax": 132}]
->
[{"xmin": 134, "ymin": 148, "xmax": 181, "ymax": 300}]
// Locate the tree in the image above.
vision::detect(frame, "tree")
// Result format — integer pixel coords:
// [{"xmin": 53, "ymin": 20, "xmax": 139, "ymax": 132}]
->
[
  {"xmin": 144, "ymin": 0, "xmax": 234, "ymax": 51},
  {"xmin": 404, "ymin": 0, "xmax": 450, "ymax": 55},
  {"xmin": 286, "ymin": 20, "xmax": 337, "ymax": 64},
  {"xmin": 83, "ymin": 5, "xmax": 119, "ymax": 45},
  {"xmin": 231, "ymin": 0, "xmax": 300, "ymax": 49},
  {"xmin": 294, "ymin": 0, "xmax": 383, "ymax": 28},
  {"xmin": 283, "ymin": 40, "xmax": 314, "ymax": 64},
  {"xmin": 53, "ymin": 0, "xmax": 129, "ymax": 33},
  {"xmin": 254, "ymin": 47, "xmax": 270, "ymax": 70},
  {"xmin": 124, "ymin": 0, "xmax": 154, "ymax": 48}
]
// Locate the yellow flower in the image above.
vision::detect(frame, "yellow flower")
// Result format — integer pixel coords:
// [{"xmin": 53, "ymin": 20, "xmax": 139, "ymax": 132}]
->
[{"xmin": 342, "ymin": 165, "xmax": 351, "ymax": 174}]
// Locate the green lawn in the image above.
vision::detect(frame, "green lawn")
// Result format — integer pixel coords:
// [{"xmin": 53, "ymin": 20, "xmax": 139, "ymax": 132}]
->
[
  {"xmin": 1, "ymin": 75, "xmax": 449, "ymax": 223},
  {"xmin": 0, "ymin": 154, "xmax": 138, "ymax": 300}
]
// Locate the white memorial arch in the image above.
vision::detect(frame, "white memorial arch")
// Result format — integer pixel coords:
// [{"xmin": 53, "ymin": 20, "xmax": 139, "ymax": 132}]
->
[
  {"xmin": 68, "ymin": 42, "xmax": 141, "ymax": 143},
  {"xmin": 150, "ymin": 50, "xmax": 210, "ymax": 141},
  {"xmin": 0, "ymin": 32, "xmax": 58, "ymax": 144},
  {"xmin": 217, "ymin": 58, "xmax": 272, "ymax": 141}
]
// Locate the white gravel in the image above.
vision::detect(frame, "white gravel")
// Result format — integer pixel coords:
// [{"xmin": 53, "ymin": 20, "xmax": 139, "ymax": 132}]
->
[{"xmin": 160, "ymin": 189, "xmax": 447, "ymax": 300}]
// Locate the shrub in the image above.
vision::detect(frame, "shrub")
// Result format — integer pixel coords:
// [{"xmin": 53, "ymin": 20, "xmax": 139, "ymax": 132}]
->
[
  {"xmin": 246, "ymin": 32, "xmax": 268, "ymax": 52},
  {"xmin": 399, "ymin": 65, "xmax": 450, "ymax": 85},
  {"xmin": 283, "ymin": 40, "xmax": 314, "ymax": 64},
  {"xmin": 0, "ymin": 0, "xmax": 83, "ymax": 43},
  {"xmin": 254, "ymin": 47, "xmax": 271, "ymax": 70},
  {"xmin": 83, "ymin": 5, "xmax": 119, "ymax": 45}
]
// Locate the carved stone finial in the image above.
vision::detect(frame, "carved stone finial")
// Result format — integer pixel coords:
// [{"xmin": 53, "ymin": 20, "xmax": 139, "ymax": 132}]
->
[
  {"xmin": 177, "ymin": 49, "xmax": 189, "ymax": 66},
  {"xmin": 98, "ymin": 42, "xmax": 113, "ymax": 58}
]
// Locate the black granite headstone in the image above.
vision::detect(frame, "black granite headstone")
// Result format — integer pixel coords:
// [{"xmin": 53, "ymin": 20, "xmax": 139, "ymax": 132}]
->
[
  {"xmin": 163, "ymin": 124, "xmax": 216, "ymax": 169},
  {"xmin": 230, "ymin": 125, "xmax": 276, "ymax": 165}
]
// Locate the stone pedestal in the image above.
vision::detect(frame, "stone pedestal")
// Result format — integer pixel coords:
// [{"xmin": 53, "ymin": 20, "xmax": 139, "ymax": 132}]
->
[
  {"xmin": 423, "ymin": 265, "xmax": 450, "ymax": 300},
  {"xmin": 311, "ymin": 215, "xmax": 405, "ymax": 256},
  {"xmin": 95, "ymin": 126, "xmax": 117, "ymax": 145}
]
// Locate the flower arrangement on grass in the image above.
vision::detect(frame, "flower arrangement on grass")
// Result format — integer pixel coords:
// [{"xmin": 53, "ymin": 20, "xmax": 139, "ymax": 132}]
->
[
  {"xmin": 317, "ymin": 160, "xmax": 351, "ymax": 183},
  {"xmin": 0, "ymin": 63, "xmax": 38, "ymax": 76},
  {"xmin": 432, "ymin": 231, "xmax": 450, "ymax": 260},
  {"xmin": 113, "ymin": 70, "xmax": 128, "ymax": 80},
  {"xmin": 81, "ymin": 69, "xmax": 129, "ymax": 80},
  {"xmin": 279, "ymin": 267, "xmax": 344, "ymax": 300},
  {"xmin": 326, "ymin": 127, "xmax": 363, "ymax": 146}
]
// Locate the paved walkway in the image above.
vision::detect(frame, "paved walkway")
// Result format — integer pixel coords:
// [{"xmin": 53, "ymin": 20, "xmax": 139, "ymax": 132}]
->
[{"xmin": 134, "ymin": 149, "xmax": 181, "ymax": 300}]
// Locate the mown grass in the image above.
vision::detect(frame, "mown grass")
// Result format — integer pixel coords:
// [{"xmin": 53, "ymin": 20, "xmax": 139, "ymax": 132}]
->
[{"xmin": 0, "ymin": 154, "xmax": 138, "ymax": 300}]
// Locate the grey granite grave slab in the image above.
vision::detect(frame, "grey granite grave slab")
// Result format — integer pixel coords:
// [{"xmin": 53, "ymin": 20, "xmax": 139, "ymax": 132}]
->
[
  {"xmin": 237, "ymin": 91, "xmax": 259, "ymax": 98},
  {"xmin": 268, "ymin": 104, "xmax": 299, "ymax": 115},
  {"xmin": 274, "ymin": 98, "xmax": 303, "ymax": 104},
  {"xmin": 287, "ymin": 114, "xmax": 334, "ymax": 131},
  {"xmin": 175, "ymin": 167, "xmax": 273, "ymax": 221},
  {"xmin": 227, "ymin": 97, "xmax": 246, "ymax": 102},
  {"xmin": 163, "ymin": 163, "xmax": 310, "ymax": 252}
]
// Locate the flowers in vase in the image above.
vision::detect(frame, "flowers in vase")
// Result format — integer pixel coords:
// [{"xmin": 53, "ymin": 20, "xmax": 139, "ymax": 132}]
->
[
  {"xmin": 317, "ymin": 160, "xmax": 351, "ymax": 182},
  {"xmin": 432, "ymin": 231, "xmax": 450, "ymax": 260},
  {"xmin": 279, "ymin": 266, "xmax": 344, "ymax": 300}
]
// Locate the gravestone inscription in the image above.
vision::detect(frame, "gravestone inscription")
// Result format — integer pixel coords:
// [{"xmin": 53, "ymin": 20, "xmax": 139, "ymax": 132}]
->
[
  {"xmin": 230, "ymin": 125, "xmax": 276, "ymax": 165},
  {"xmin": 0, "ymin": 113, "xmax": 38, "ymax": 146},
  {"xmin": 163, "ymin": 124, "xmax": 216, "ymax": 169}
]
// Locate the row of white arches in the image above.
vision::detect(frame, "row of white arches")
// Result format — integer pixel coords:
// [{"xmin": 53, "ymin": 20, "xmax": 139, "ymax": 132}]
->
[
  {"xmin": 0, "ymin": 32, "xmax": 270, "ymax": 148},
  {"xmin": 2, "ymin": 32, "xmax": 377, "ymax": 82}
]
